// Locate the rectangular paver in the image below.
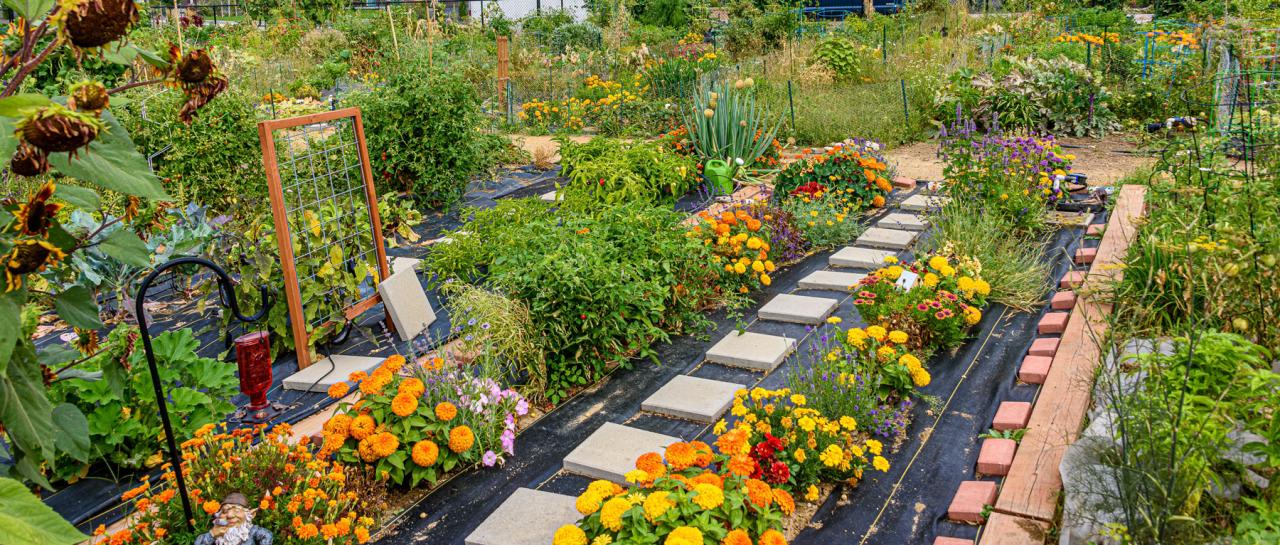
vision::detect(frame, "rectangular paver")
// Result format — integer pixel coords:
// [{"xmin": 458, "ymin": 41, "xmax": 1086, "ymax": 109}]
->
[
  {"xmin": 1018, "ymin": 356, "xmax": 1052, "ymax": 384},
  {"xmin": 1050, "ymin": 291, "xmax": 1077, "ymax": 310},
  {"xmin": 642, "ymin": 375, "xmax": 744, "ymax": 423},
  {"xmin": 855, "ymin": 227, "xmax": 918, "ymax": 250},
  {"xmin": 899, "ymin": 193, "xmax": 950, "ymax": 211},
  {"xmin": 758, "ymin": 294, "xmax": 839, "ymax": 325},
  {"xmin": 948, "ymin": 480, "xmax": 997, "ymax": 523},
  {"xmin": 464, "ymin": 488, "xmax": 580, "ymax": 545},
  {"xmin": 1037, "ymin": 312, "xmax": 1069, "ymax": 335},
  {"xmin": 993, "ymin": 401, "xmax": 1032, "ymax": 431},
  {"xmin": 830, "ymin": 246, "xmax": 896, "ymax": 269},
  {"xmin": 563, "ymin": 423, "xmax": 679, "ymax": 484},
  {"xmin": 797, "ymin": 270, "xmax": 865, "ymax": 292},
  {"xmin": 977, "ymin": 438, "xmax": 1017, "ymax": 476},
  {"xmin": 705, "ymin": 331, "xmax": 796, "ymax": 371},
  {"xmin": 879, "ymin": 212, "xmax": 928, "ymax": 231},
  {"xmin": 1028, "ymin": 338, "xmax": 1060, "ymax": 357}
]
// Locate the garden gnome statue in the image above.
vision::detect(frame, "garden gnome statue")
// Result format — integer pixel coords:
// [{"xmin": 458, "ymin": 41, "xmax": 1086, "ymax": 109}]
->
[{"xmin": 194, "ymin": 493, "xmax": 273, "ymax": 545}]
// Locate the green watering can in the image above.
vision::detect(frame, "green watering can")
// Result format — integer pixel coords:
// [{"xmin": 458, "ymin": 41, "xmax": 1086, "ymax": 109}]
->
[{"xmin": 704, "ymin": 159, "xmax": 735, "ymax": 196}]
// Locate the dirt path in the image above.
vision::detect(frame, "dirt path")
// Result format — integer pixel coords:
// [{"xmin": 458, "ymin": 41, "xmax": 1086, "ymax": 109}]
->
[{"xmin": 885, "ymin": 133, "xmax": 1155, "ymax": 185}]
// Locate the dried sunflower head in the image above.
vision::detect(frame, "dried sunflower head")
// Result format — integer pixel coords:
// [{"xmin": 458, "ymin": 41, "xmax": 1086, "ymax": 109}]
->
[
  {"xmin": 5, "ymin": 239, "xmax": 67, "ymax": 292},
  {"xmin": 54, "ymin": 0, "xmax": 140, "ymax": 49},
  {"xmin": 69, "ymin": 80, "xmax": 110, "ymax": 114},
  {"xmin": 9, "ymin": 140, "xmax": 50, "ymax": 177},
  {"xmin": 164, "ymin": 44, "xmax": 228, "ymax": 123},
  {"xmin": 15, "ymin": 104, "xmax": 104, "ymax": 156}
]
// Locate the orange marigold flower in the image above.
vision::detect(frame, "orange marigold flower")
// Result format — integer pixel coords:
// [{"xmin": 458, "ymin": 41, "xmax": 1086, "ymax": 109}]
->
[
  {"xmin": 773, "ymin": 487, "xmax": 796, "ymax": 515},
  {"xmin": 355, "ymin": 527, "xmax": 371, "ymax": 544},
  {"xmin": 664, "ymin": 442, "xmax": 697, "ymax": 471},
  {"xmin": 369, "ymin": 432, "xmax": 399, "ymax": 458},
  {"xmin": 689, "ymin": 440, "xmax": 715, "ymax": 467},
  {"xmin": 411, "ymin": 440, "xmax": 439, "ymax": 467},
  {"xmin": 381, "ymin": 354, "xmax": 406, "ymax": 373},
  {"xmin": 324, "ymin": 414, "xmax": 352, "ymax": 437},
  {"xmin": 435, "ymin": 402, "xmax": 458, "ymax": 422},
  {"xmin": 121, "ymin": 483, "xmax": 148, "ymax": 501},
  {"xmin": 391, "ymin": 392, "xmax": 418, "ymax": 417},
  {"xmin": 721, "ymin": 529, "xmax": 752, "ymax": 545},
  {"xmin": 727, "ymin": 454, "xmax": 756, "ymax": 477},
  {"xmin": 759, "ymin": 529, "xmax": 787, "ymax": 545},
  {"xmin": 448, "ymin": 425, "xmax": 475, "ymax": 453},
  {"xmin": 296, "ymin": 523, "xmax": 320, "ymax": 539},
  {"xmin": 202, "ymin": 500, "xmax": 221, "ymax": 514},
  {"xmin": 327, "ymin": 381, "xmax": 350, "ymax": 398},
  {"xmin": 744, "ymin": 478, "xmax": 773, "ymax": 508},
  {"xmin": 398, "ymin": 377, "xmax": 425, "ymax": 397},
  {"xmin": 689, "ymin": 471, "xmax": 723, "ymax": 489},
  {"xmin": 872, "ymin": 195, "xmax": 886, "ymax": 208},
  {"xmin": 350, "ymin": 414, "xmax": 376, "ymax": 440},
  {"xmin": 635, "ymin": 452, "xmax": 667, "ymax": 478}
]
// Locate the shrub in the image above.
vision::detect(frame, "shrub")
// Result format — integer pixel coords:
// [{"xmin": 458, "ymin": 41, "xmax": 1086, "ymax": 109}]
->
[
  {"xmin": 320, "ymin": 354, "xmax": 528, "ymax": 487},
  {"xmin": 557, "ymin": 137, "xmax": 698, "ymax": 209},
  {"xmin": 933, "ymin": 57, "xmax": 1120, "ymax": 137},
  {"xmin": 632, "ymin": 0, "xmax": 689, "ymax": 28},
  {"xmin": 852, "ymin": 253, "xmax": 989, "ymax": 352},
  {"xmin": 549, "ymin": 22, "xmax": 603, "ymax": 54},
  {"xmin": 116, "ymin": 88, "xmax": 263, "ymax": 213},
  {"xmin": 811, "ymin": 36, "xmax": 873, "ymax": 82},
  {"xmin": 95, "ymin": 423, "xmax": 385, "ymax": 545},
  {"xmin": 356, "ymin": 57, "xmax": 485, "ymax": 207},
  {"xmin": 779, "ymin": 190, "xmax": 869, "ymax": 250},
  {"xmin": 425, "ymin": 201, "xmax": 720, "ymax": 403}
]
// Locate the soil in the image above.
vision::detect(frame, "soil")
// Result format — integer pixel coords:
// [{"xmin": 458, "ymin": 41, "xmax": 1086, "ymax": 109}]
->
[{"xmin": 884, "ymin": 133, "xmax": 1156, "ymax": 186}]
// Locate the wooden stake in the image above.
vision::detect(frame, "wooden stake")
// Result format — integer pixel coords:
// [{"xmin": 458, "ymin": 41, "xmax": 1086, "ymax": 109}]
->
[
  {"xmin": 496, "ymin": 35, "xmax": 509, "ymax": 106},
  {"xmin": 387, "ymin": 6, "xmax": 401, "ymax": 61}
]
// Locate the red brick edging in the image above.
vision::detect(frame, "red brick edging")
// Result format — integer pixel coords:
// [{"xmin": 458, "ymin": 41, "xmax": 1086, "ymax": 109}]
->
[{"xmin": 978, "ymin": 186, "xmax": 1147, "ymax": 545}]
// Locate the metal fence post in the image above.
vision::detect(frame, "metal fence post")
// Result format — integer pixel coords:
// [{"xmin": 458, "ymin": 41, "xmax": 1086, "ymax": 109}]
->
[
  {"xmin": 899, "ymin": 79, "xmax": 909, "ymax": 124},
  {"xmin": 787, "ymin": 80, "xmax": 796, "ymax": 134}
]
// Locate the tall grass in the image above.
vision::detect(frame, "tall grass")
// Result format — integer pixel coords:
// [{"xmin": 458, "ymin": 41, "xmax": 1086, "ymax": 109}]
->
[{"xmin": 925, "ymin": 202, "xmax": 1051, "ymax": 311}]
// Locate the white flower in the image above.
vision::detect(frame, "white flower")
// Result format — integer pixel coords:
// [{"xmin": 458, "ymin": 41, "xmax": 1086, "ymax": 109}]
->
[
  {"xmin": 734, "ymin": 157, "xmax": 744, "ymax": 166},
  {"xmin": 868, "ymin": 142, "xmax": 881, "ymax": 151}
]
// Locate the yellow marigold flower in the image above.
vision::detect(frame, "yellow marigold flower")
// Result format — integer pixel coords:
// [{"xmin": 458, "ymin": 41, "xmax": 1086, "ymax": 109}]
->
[
  {"xmin": 734, "ymin": 262, "xmax": 747, "ymax": 274},
  {"xmin": 873, "ymin": 455, "xmax": 890, "ymax": 472},
  {"xmin": 587, "ymin": 480, "xmax": 622, "ymax": 498},
  {"xmin": 713, "ymin": 420, "xmax": 727, "ymax": 434},
  {"xmin": 805, "ymin": 484, "xmax": 820, "ymax": 501},
  {"xmin": 391, "ymin": 392, "xmax": 418, "ymax": 417},
  {"xmin": 939, "ymin": 264, "xmax": 956, "ymax": 277},
  {"xmin": 883, "ymin": 255, "xmax": 898, "ymax": 263},
  {"xmin": 552, "ymin": 524, "xmax": 588, "ymax": 545},
  {"xmin": 866, "ymin": 325, "xmax": 887, "ymax": 341},
  {"xmin": 884, "ymin": 265, "xmax": 903, "ymax": 280},
  {"xmin": 798, "ymin": 416, "xmax": 816, "ymax": 432},
  {"xmin": 625, "ymin": 469, "xmax": 651, "ymax": 485},
  {"xmin": 448, "ymin": 426, "xmax": 475, "ymax": 453},
  {"xmin": 820, "ymin": 445, "xmax": 844, "ymax": 467},
  {"xmin": 928, "ymin": 255, "xmax": 949, "ymax": 271},
  {"xmin": 576, "ymin": 491, "xmax": 604, "ymax": 516},
  {"xmin": 435, "ymin": 402, "xmax": 458, "ymax": 422},
  {"xmin": 957, "ymin": 276, "xmax": 976, "ymax": 293},
  {"xmin": 760, "ymin": 273, "xmax": 772, "ymax": 286},
  {"xmin": 591, "ymin": 536, "xmax": 613, "ymax": 545},
  {"xmin": 794, "ymin": 448, "xmax": 807, "ymax": 463},
  {"xmin": 751, "ymin": 260, "xmax": 765, "ymax": 273},
  {"xmin": 865, "ymin": 439, "xmax": 883, "ymax": 455},
  {"xmin": 964, "ymin": 306, "xmax": 982, "ymax": 325},
  {"xmin": 888, "ymin": 330, "xmax": 909, "ymax": 344},
  {"xmin": 642, "ymin": 491, "xmax": 674, "ymax": 521},
  {"xmin": 899, "ymin": 353, "xmax": 922, "ymax": 370},
  {"xmin": 912, "ymin": 368, "xmax": 932, "ymax": 387},
  {"xmin": 840, "ymin": 416, "xmax": 857, "ymax": 431},
  {"xmin": 975, "ymin": 279, "xmax": 991, "ymax": 296},
  {"xmin": 665, "ymin": 526, "xmax": 703, "ymax": 545},
  {"xmin": 876, "ymin": 345, "xmax": 896, "ymax": 360},
  {"xmin": 599, "ymin": 497, "xmax": 631, "ymax": 532},
  {"xmin": 826, "ymin": 316, "xmax": 842, "ymax": 324},
  {"xmin": 765, "ymin": 260, "xmax": 776, "ymax": 272}
]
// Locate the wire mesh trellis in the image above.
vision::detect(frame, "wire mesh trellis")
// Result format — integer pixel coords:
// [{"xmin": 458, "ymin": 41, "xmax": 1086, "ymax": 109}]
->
[{"xmin": 258, "ymin": 108, "xmax": 391, "ymax": 369}]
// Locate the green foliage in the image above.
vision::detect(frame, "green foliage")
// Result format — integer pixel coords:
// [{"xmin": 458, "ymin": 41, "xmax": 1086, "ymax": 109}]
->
[
  {"xmin": 925, "ymin": 202, "xmax": 1050, "ymax": 311},
  {"xmin": 0, "ymin": 478, "xmax": 88, "ymax": 545},
  {"xmin": 556, "ymin": 137, "xmax": 698, "ymax": 210},
  {"xmin": 356, "ymin": 55, "xmax": 485, "ymax": 207},
  {"xmin": 442, "ymin": 282, "xmax": 548, "ymax": 401},
  {"xmin": 680, "ymin": 79, "xmax": 782, "ymax": 176},
  {"xmin": 772, "ymin": 141, "xmax": 893, "ymax": 203},
  {"xmin": 811, "ymin": 36, "xmax": 872, "ymax": 82},
  {"xmin": 633, "ymin": 0, "xmax": 690, "ymax": 28},
  {"xmin": 424, "ymin": 200, "xmax": 720, "ymax": 403},
  {"xmin": 934, "ymin": 57, "xmax": 1120, "ymax": 137},
  {"xmin": 550, "ymin": 22, "xmax": 604, "ymax": 54},
  {"xmin": 116, "ymin": 88, "xmax": 263, "ymax": 213},
  {"xmin": 779, "ymin": 191, "xmax": 869, "ymax": 250},
  {"xmin": 48, "ymin": 328, "xmax": 238, "ymax": 483}
]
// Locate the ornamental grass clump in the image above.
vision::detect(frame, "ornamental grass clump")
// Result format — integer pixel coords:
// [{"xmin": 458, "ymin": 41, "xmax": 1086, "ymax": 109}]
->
[
  {"xmin": 320, "ymin": 354, "xmax": 528, "ymax": 487},
  {"xmin": 853, "ymin": 254, "xmax": 990, "ymax": 352},
  {"xmin": 680, "ymin": 78, "xmax": 782, "ymax": 176},
  {"xmin": 95, "ymin": 423, "xmax": 384, "ymax": 545}
]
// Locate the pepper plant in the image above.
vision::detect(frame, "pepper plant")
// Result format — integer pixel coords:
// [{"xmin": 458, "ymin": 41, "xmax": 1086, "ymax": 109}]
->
[{"xmin": 0, "ymin": 0, "xmax": 228, "ymax": 541}]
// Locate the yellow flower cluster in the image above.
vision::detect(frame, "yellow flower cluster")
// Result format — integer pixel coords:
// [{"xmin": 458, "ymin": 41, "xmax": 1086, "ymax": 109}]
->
[
  {"xmin": 693, "ymin": 206, "xmax": 775, "ymax": 292},
  {"xmin": 1149, "ymin": 29, "xmax": 1199, "ymax": 48},
  {"xmin": 1053, "ymin": 31, "xmax": 1120, "ymax": 45}
]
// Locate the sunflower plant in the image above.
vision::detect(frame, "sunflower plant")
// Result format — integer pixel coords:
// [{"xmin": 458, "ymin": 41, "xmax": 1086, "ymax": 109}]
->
[
  {"xmin": 0, "ymin": 0, "xmax": 230, "ymax": 521},
  {"xmin": 852, "ymin": 254, "xmax": 990, "ymax": 352},
  {"xmin": 553, "ymin": 440, "xmax": 792, "ymax": 545},
  {"xmin": 319, "ymin": 354, "xmax": 528, "ymax": 488}
]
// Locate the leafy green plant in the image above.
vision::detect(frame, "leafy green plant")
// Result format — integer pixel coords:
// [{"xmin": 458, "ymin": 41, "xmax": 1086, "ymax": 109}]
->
[
  {"xmin": 926, "ymin": 201, "xmax": 1050, "ymax": 311},
  {"xmin": 0, "ymin": 478, "xmax": 88, "ymax": 545},
  {"xmin": 979, "ymin": 428, "xmax": 1026, "ymax": 441},
  {"xmin": 356, "ymin": 52, "xmax": 487, "ymax": 207},
  {"xmin": 780, "ymin": 190, "xmax": 869, "ymax": 250},
  {"xmin": 48, "ymin": 328, "xmax": 238, "ymax": 483},
  {"xmin": 556, "ymin": 137, "xmax": 698, "ymax": 210},
  {"xmin": 680, "ymin": 78, "xmax": 782, "ymax": 177},
  {"xmin": 550, "ymin": 22, "xmax": 604, "ymax": 54},
  {"xmin": 811, "ymin": 36, "xmax": 872, "ymax": 82}
]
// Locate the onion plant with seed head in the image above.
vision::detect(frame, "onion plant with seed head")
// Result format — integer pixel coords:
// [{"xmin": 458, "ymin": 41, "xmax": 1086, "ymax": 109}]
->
[{"xmin": 679, "ymin": 78, "xmax": 782, "ymax": 178}]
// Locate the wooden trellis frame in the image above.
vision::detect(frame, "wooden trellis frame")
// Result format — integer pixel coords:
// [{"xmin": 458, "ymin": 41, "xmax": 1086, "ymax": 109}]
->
[{"xmin": 258, "ymin": 108, "xmax": 392, "ymax": 369}]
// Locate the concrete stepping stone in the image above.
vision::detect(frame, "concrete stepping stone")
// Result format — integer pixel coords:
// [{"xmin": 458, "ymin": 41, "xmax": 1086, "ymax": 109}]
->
[
  {"xmin": 993, "ymin": 401, "xmax": 1032, "ymax": 431},
  {"xmin": 855, "ymin": 227, "xmax": 918, "ymax": 250},
  {"xmin": 540, "ymin": 190, "xmax": 562, "ymax": 202},
  {"xmin": 1051, "ymin": 291, "xmax": 1077, "ymax": 310},
  {"xmin": 797, "ymin": 270, "xmax": 865, "ymax": 292},
  {"xmin": 705, "ymin": 331, "xmax": 796, "ymax": 371},
  {"xmin": 563, "ymin": 422, "xmax": 679, "ymax": 484},
  {"xmin": 642, "ymin": 375, "xmax": 744, "ymax": 423},
  {"xmin": 1018, "ymin": 356, "xmax": 1052, "ymax": 384},
  {"xmin": 830, "ymin": 246, "xmax": 895, "ymax": 269},
  {"xmin": 947, "ymin": 480, "xmax": 997, "ymax": 523},
  {"xmin": 977, "ymin": 438, "xmax": 1016, "ymax": 476},
  {"xmin": 464, "ymin": 488, "xmax": 580, "ymax": 545},
  {"xmin": 899, "ymin": 193, "xmax": 950, "ymax": 212},
  {"xmin": 878, "ymin": 212, "xmax": 928, "ymax": 231},
  {"xmin": 283, "ymin": 354, "xmax": 383, "ymax": 392},
  {"xmin": 757, "ymin": 294, "xmax": 839, "ymax": 325},
  {"xmin": 378, "ymin": 267, "xmax": 437, "ymax": 342}
]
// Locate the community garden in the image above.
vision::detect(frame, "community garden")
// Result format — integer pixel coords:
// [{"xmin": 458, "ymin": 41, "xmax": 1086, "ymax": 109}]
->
[{"xmin": 2, "ymin": 0, "xmax": 1279, "ymax": 544}]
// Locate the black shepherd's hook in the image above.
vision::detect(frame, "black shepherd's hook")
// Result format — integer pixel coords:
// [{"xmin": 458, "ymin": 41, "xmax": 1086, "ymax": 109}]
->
[{"xmin": 134, "ymin": 256, "xmax": 271, "ymax": 530}]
